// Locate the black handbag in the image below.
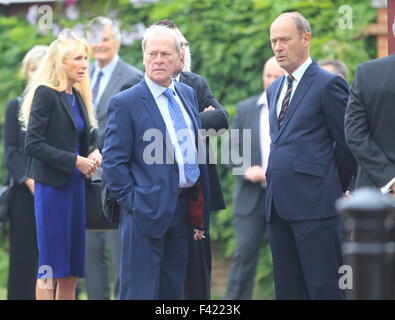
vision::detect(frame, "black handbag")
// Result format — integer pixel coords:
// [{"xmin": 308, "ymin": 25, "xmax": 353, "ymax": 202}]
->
[
  {"xmin": 85, "ymin": 175, "xmax": 119, "ymax": 231},
  {"xmin": 0, "ymin": 178, "xmax": 13, "ymax": 227}
]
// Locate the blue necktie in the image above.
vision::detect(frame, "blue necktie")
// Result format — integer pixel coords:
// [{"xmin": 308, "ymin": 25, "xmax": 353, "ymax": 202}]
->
[
  {"xmin": 162, "ymin": 88, "xmax": 200, "ymax": 184},
  {"xmin": 92, "ymin": 70, "xmax": 103, "ymax": 105}
]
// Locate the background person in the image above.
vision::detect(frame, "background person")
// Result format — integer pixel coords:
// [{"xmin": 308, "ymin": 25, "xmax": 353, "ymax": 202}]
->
[
  {"xmin": 4, "ymin": 45, "xmax": 47, "ymax": 300},
  {"xmin": 319, "ymin": 59, "xmax": 348, "ymax": 81},
  {"xmin": 226, "ymin": 56, "xmax": 283, "ymax": 300},
  {"xmin": 85, "ymin": 16, "xmax": 143, "ymax": 300}
]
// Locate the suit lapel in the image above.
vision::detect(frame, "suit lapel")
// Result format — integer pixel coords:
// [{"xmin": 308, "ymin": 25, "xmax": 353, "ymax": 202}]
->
[
  {"xmin": 140, "ymin": 80, "xmax": 175, "ymax": 159},
  {"xmin": 59, "ymin": 91, "xmax": 77, "ymax": 129},
  {"xmin": 175, "ymin": 82, "xmax": 205, "ymax": 165},
  {"xmin": 96, "ymin": 60, "xmax": 123, "ymax": 112},
  {"xmin": 269, "ymin": 76, "xmax": 284, "ymax": 139},
  {"xmin": 175, "ymin": 82, "xmax": 199, "ymax": 135}
]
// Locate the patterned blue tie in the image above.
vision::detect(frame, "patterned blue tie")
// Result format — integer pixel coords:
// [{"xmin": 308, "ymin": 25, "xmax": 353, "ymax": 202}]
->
[{"xmin": 162, "ymin": 88, "xmax": 200, "ymax": 184}]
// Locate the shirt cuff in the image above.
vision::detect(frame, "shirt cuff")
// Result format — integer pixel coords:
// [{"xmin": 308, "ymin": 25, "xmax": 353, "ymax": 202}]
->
[{"xmin": 380, "ymin": 177, "xmax": 395, "ymax": 194}]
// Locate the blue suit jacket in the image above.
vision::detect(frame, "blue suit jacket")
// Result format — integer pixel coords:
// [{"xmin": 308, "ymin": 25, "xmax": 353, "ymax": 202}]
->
[
  {"xmin": 102, "ymin": 78, "xmax": 210, "ymax": 238},
  {"xmin": 265, "ymin": 61, "xmax": 355, "ymax": 222}
]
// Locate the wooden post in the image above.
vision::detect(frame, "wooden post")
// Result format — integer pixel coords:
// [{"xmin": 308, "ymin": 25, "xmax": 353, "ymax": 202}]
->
[{"xmin": 388, "ymin": 0, "xmax": 395, "ymax": 54}]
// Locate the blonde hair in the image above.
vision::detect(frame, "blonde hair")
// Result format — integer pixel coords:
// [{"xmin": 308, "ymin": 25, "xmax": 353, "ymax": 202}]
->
[
  {"xmin": 21, "ymin": 45, "xmax": 48, "ymax": 79},
  {"xmin": 20, "ymin": 29, "xmax": 97, "ymax": 129}
]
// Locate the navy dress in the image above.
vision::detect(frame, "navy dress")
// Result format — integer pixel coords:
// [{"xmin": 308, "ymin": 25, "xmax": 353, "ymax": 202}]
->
[{"xmin": 35, "ymin": 93, "xmax": 86, "ymax": 279}]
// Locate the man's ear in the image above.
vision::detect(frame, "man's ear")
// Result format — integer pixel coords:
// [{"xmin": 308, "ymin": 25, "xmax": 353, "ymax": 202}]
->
[{"xmin": 179, "ymin": 49, "xmax": 185, "ymax": 65}]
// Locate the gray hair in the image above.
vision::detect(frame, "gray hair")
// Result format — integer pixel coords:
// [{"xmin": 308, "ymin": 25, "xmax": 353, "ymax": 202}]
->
[
  {"xmin": 87, "ymin": 16, "xmax": 121, "ymax": 41},
  {"xmin": 274, "ymin": 12, "xmax": 312, "ymax": 35},
  {"xmin": 319, "ymin": 59, "xmax": 349, "ymax": 80},
  {"xmin": 22, "ymin": 45, "xmax": 48, "ymax": 79},
  {"xmin": 141, "ymin": 25, "xmax": 181, "ymax": 54}
]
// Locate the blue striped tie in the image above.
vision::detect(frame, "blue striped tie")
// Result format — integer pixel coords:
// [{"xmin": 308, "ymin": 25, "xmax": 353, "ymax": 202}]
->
[{"xmin": 163, "ymin": 88, "xmax": 200, "ymax": 184}]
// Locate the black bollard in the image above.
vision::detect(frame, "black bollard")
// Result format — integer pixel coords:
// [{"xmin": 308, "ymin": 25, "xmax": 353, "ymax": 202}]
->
[{"xmin": 336, "ymin": 187, "xmax": 395, "ymax": 300}]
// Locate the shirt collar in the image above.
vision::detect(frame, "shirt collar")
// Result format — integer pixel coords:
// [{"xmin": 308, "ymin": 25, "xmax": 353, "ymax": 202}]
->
[
  {"xmin": 94, "ymin": 54, "xmax": 120, "ymax": 76},
  {"xmin": 174, "ymin": 74, "xmax": 181, "ymax": 82},
  {"xmin": 257, "ymin": 91, "xmax": 268, "ymax": 108},
  {"xmin": 145, "ymin": 74, "xmax": 176, "ymax": 99},
  {"xmin": 286, "ymin": 56, "xmax": 312, "ymax": 82}
]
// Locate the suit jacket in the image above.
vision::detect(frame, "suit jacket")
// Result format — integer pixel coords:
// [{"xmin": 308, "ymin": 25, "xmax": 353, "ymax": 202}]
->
[
  {"xmin": 102, "ymin": 78, "xmax": 211, "ymax": 239},
  {"xmin": 266, "ymin": 61, "xmax": 355, "ymax": 222},
  {"xmin": 179, "ymin": 72, "xmax": 229, "ymax": 132},
  {"xmin": 121, "ymin": 71, "xmax": 228, "ymax": 211},
  {"xmin": 345, "ymin": 54, "xmax": 395, "ymax": 189},
  {"xmin": 179, "ymin": 72, "xmax": 227, "ymax": 211},
  {"xmin": 25, "ymin": 85, "xmax": 98, "ymax": 187},
  {"xmin": 91, "ymin": 58, "xmax": 143, "ymax": 148},
  {"xmin": 4, "ymin": 97, "xmax": 28, "ymax": 185},
  {"xmin": 230, "ymin": 95, "xmax": 266, "ymax": 216}
]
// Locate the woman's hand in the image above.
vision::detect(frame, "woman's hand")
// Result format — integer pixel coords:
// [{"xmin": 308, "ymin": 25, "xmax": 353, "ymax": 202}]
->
[
  {"xmin": 25, "ymin": 178, "xmax": 35, "ymax": 195},
  {"xmin": 87, "ymin": 149, "xmax": 102, "ymax": 170},
  {"xmin": 76, "ymin": 155, "xmax": 97, "ymax": 179}
]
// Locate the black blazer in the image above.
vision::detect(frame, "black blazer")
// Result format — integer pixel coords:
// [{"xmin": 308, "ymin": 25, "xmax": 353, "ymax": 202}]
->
[
  {"xmin": 345, "ymin": 54, "xmax": 395, "ymax": 188},
  {"xmin": 121, "ymin": 72, "xmax": 228, "ymax": 211},
  {"xmin": 4, "ymin": 97, "xmax": 28, "ymax": 185},
  {"xmin": 25, "ymin": 85, "xmax": 98, "ymax": 187}
]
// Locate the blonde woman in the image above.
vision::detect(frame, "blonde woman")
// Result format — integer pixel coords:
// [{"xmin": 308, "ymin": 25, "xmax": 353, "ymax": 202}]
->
[
  {"xmin": 4, "ymin": 45, "xmax": 48, "ymax": 300},
  {"xmin": 21, "ymin": 29, "xmax": 101, "ymax": 300}
]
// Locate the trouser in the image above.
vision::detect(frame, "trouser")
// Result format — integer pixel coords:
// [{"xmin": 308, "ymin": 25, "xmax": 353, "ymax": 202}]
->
[{"xmin": 268, "ymin": 206, "xmax": 345, "ymax": 300}]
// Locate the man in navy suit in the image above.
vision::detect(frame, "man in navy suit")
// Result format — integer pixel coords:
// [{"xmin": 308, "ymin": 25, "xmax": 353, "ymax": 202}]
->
[
  {"xmin": 266, "ymin": 12, "xmax": 355, "ymax": 299},
  {"xmin": 102, "ymin": 25, "xmax": 210, "ymax": 300}
]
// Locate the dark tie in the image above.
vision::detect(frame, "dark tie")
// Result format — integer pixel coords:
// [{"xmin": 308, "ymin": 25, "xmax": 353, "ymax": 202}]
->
[
  {"xmin": 92, "ymin": 70, "xmax": 103, "ymax": 105},
  {"xmin": 278, "ymin": 74, "xmax": 294, "ymax": 127},
  {"xmin": 162, "ymin": 88, "xmax": 200, "ymax": 184}
]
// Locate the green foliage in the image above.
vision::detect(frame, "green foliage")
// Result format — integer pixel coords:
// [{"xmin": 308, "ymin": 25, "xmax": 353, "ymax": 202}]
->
[{"xmin": 0, "ymin": 0, "xmax": 377, "ymax": 299}]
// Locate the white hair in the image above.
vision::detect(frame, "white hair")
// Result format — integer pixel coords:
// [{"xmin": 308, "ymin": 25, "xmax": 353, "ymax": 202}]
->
[
  {"xmin": 87, "ymin": 16, "xmax": 121, "ymax": 41},
  {"xmin": 141, "ymin": 25, "xmax": 182, "ymax": 54}
]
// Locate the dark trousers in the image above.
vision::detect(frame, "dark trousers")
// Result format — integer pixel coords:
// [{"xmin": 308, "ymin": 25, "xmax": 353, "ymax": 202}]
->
[
  {"xmin": 119, "ymin": 196, "xmax": 189, "ymax": 300},
  {"xmin": 268, "ymin": 207, "xmax": 345, "ymax": 300},
  {"xmin": 85, "ymin": 230, "xmax": 121, "ymax": 300},
  {"xmin": 184, "ymin": 232, "xmax": 212, "ymax": 300},
  {"xmin": 7, "ymin": 184, "xmax": 38, "ymax": 300},
  {"xmin": 226, "ymin": 214, "xmax": 267, "ymax": 300}
]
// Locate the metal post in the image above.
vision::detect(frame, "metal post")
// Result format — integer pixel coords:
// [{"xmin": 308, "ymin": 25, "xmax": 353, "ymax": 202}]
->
[{"xmin": 337, "ymin": 187, "xmax": 395, "ymax": 299}]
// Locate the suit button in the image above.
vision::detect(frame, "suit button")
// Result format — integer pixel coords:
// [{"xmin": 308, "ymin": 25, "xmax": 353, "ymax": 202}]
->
[{"xmin": 172, "ymin": 189, "xmax": 179, "ymax": 196}]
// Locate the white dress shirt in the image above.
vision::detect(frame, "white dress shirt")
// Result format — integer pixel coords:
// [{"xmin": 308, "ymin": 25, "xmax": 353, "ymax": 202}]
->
[
  {"xmin": 276, "ymin": 56, "xmax": 313, "ymax": 117},
  {"xmin": 257, "ymin": 91, "xmax": 271, "ymax": 176},
  {"xmin": 145, "ymin": 74, "xmax": 197, "ymax": 188},
  {"xmin": 90, "ymin": 54, "xmax": 120, "ymax": 107}
]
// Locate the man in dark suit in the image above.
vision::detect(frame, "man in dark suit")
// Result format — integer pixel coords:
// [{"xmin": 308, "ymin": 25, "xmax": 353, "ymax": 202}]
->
[
  {"xmin": 345, "ymin": 54, "xmax": 395, "ymax": 195},
  {"xmin": 121, "ymin": 20, "xmax": 229, "ymax": 299},
  {"xmin": 266, "ymin": 12, "xmax": 355, "ymax": 299},
  {"xmin": 85, "ymin": 16, "xmax": 143, "ymax": 300},
  {"xmin": 102, "ymin": 25, "xmax": 210, "ymax": 300},
  {"xmin": 226, "ymin": 57, "xmax": 283, "ymax": 300}
]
